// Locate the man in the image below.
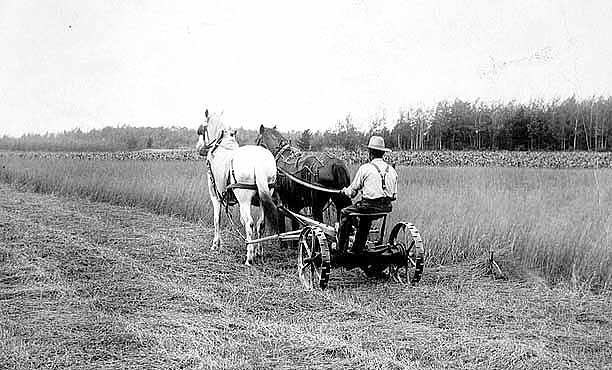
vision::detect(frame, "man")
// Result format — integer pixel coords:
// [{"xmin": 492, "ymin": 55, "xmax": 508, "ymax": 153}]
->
[{"xmin": 337, "ymin": 135, "xmax": 398, "ymax": 253}]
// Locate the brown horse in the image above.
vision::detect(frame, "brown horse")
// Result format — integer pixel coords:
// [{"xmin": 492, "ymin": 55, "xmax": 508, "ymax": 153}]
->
[{"xmin": 256, "ymin": 125, "xmax": 352, "ymax": 232}]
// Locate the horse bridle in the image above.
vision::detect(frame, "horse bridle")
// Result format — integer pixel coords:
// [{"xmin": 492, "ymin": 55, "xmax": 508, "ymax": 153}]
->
[
  {"xmin": 256, "ymin": 132, "xmax": 292, "ymax": 160},
  {"xmin": 198, "ymin": 115, "xmax": 225, "ymax": 153}
]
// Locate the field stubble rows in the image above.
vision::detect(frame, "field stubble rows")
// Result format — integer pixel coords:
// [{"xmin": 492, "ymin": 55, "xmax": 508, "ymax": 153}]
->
[{"xmin": 1, "ymin": 185, "xmax": 611, "ymax": 369}]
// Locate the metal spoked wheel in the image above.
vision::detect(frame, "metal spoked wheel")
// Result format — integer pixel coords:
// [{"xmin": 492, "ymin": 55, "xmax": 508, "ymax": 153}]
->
[
  {"xmin": 387, "ymin": 222, "xmax": 425, "ymax": 284},
  {"xmin": 297, "ymin": 226, "xmax": 330, "ymax": 290},
  {"xmin": 298, "ymin": 226, "xmax": 330, "ymax": 290}
]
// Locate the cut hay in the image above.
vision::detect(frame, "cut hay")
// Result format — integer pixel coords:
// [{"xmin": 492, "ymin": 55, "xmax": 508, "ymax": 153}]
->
[{"xmin": 2, "ymin": 185, "xmax": 612, "ymax": 369}]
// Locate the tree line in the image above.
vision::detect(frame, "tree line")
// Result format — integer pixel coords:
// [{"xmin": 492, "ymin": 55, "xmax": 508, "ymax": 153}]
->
[
  {"xmin": 0, "ymin": 126, "xmax": 195, "ymax": 152},
  {"xmin": 2, "ymin": 96, "xmax": 611, "ymax": 152},
  {"xmin": 297, "ymin": 96, "xmax": 611, "ymax": 152}
]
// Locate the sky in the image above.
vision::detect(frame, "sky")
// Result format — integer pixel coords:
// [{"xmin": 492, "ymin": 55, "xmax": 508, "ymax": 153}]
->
[{"xmin": 2, "ymin": 0, "xmax": 612, "ymax": 137}]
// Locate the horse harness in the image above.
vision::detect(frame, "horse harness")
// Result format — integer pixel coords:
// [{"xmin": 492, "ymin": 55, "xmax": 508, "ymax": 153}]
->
[
  {"xmin": 256, "ymin": 131, "xmax": 344, "ymax": 194},
  {"xmin": 198, "ymin": 123, "xmax": 224, "ymax": 156},
  {"xmin": 205, "ymin": 131, "xmax": 275, "ymax": 207},
  {"xmin": 273, "ymin": 143, "xmax": 292, "ymax": 161}
]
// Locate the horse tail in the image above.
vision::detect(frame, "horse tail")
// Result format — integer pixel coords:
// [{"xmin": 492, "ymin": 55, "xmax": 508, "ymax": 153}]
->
[{"xmin": 255, "ymin": 165, "xmax": 278, "ymax": 234}]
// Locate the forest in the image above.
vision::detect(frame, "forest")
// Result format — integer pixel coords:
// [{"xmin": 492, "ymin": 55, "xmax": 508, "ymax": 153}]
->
[{"xmin": 1, "ymin": 96, "xmax": 611, "ymax": 152}]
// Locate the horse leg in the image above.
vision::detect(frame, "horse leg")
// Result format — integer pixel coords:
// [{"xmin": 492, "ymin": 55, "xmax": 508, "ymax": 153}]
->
[
  {"xmin": 277, "ymin": 215, "xmax": 287, "ymax": 249},
  {"xmin": 284, "ymin": 200, "xmax": 300, "ymax": 249},
  {"xmin": 254, "ymin": 206, "xmax": 265, "ymax": 263},
  {"xmin": 235, "ymin": 190, "xmax": 256, "ymax": 265},
  {"xmin": 312, "ymin": 195, "xmax": 327, "ymax": 222},
  {"xmin": 208, "ymin": 176, "xmax": 222, "ymax": 250},
  {"xmin": 278, "ymin": 210, "xmax": 286, "ymax": 233}
]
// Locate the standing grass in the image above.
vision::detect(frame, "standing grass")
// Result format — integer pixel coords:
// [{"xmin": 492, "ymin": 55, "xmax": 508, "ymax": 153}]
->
[
  {"xmin": 392, "ymin": 166, "xmax": 612, "ymax": 291},
  {"xmin": 1, "ymin": 156, "xmax": 611, "ymax": 290},
  {"xmin": 0, "ymin": 158, "xmax": 212, "ymax": 223}
]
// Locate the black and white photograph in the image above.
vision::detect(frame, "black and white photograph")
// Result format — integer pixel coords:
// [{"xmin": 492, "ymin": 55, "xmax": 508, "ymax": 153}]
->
[{"xmin": 1, "ymin": 1, "xmax": 611, "ymax": 369}]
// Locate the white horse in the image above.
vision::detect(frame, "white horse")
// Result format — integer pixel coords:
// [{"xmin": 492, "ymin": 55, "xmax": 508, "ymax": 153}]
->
[{"xmin": 195, "ymin": 109, "xmax": 278, "ymax": 265}]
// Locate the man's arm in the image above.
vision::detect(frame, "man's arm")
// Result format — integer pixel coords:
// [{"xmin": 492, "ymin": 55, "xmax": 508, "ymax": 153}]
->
[
  {"xmin": 342, "ymin": 166, "xmax": 365, "ymax": 198},
  {"xmin": 388, "ymin": 167, "xmax": 398, "ymax": 200}
]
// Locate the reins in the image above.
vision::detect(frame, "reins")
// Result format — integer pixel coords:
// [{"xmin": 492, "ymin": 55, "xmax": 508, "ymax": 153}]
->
[
  {"xmin": 277, "ymin": 167, "xmax": 343, "ymax": 194},
  {"xmin": 205, "ymin": 155, "xmax": 248, "ymax": 242},
  {"xmin": 200, "ymin": 128, "xmax": 224, "ymax": 154},
  {"xmin": 224, "ymin": 205, "xmax": 248, "ymax": 243}
]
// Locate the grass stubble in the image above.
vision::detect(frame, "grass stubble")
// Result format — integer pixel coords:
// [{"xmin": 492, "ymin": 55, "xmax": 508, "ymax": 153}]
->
[
  {"xmin": 1, "ymin": 185, "xmax": 611, "ymax": 369},
  {"xmin": 1, "ymin": 156, "xmax": 612, "ymax": 369}
]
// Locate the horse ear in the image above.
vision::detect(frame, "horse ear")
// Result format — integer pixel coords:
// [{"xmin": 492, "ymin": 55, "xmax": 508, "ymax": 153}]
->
[
  {"xmin": 259, "ymin": 124, "xmax": 265, "ymax": 134},
  {"xmin": 273, "ymin": 125, "xmax": 277, "ymax": 130},
  {"xmin": 205, "ymin": 109, "xmax": 209, "ymax": 119}
]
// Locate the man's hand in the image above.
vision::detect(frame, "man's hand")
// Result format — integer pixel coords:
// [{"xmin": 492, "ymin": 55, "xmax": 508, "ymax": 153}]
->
[{"xmin": 341, "ymin": 187, "xmax": 354, "ymax": 198}]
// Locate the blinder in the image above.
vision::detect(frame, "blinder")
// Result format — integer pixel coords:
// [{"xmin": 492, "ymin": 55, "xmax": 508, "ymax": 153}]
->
[{"xmin": 197, "ymin": 124, "xmax": 206, "ymax": 136}]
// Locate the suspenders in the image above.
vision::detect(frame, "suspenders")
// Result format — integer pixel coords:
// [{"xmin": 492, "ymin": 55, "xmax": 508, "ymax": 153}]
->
[{"xmin": 370, "ymin": 161, "xmax": 390, "ymax": 191}]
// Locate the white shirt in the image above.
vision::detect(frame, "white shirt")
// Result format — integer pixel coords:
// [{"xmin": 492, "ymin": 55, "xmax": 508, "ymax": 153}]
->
[{"xmin": 342, "ymin": 158, "xmax": 398, "ymax": 200}]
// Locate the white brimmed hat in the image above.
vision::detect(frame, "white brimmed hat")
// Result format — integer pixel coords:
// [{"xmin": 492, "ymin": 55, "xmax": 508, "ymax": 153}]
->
[{"xmin": 366, "ymin": 135, "xmax": 391, "ymax": 152}]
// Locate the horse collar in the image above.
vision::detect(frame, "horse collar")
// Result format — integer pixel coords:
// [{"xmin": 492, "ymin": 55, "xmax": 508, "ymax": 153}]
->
[{"xmin": 274, "ymin": 143, "xmax": 292, "ymax": 160}]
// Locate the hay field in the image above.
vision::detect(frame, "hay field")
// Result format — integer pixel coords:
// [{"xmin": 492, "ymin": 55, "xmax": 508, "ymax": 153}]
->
[
  {"xmin": 1, "ymin": 184, "xmax": 611, "ymax": 369},
  {"xmin": 0, "ymin": 156, "xmax": 610, "ymax": 290},
  {"xmin": 392, "ymin": 166, "xmax": 612, "ymax": 290}
]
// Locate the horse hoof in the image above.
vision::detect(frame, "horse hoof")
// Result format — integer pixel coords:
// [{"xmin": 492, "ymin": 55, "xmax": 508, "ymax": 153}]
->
[{"xmin": 244, "ymin": 260, "xmax": 252, "ymax": 267}]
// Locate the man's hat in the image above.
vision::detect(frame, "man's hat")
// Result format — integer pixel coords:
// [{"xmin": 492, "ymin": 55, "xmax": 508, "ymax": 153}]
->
[{"xmin": 366, "ymin": 135, "xmax": 391, "ymax": 152}]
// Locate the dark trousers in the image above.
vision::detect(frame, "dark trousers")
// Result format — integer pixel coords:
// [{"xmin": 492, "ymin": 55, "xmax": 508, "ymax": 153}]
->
[{"xmin": 337, "ymin": 198, "xmax": 392, "ymax": 253}]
